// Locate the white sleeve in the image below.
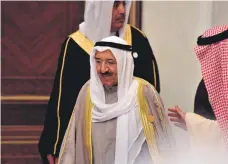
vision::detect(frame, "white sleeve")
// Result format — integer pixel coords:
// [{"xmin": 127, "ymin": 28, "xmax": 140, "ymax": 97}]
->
[{"xmin": 185, "ymin": 113, "xmax": 227, "ymax": 163}]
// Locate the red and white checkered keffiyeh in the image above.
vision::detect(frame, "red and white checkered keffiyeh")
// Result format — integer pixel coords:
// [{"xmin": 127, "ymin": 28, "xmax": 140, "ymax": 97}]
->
[{"xmin": 194, "ymin": 25, "xmax": 228, "ymax": 149}]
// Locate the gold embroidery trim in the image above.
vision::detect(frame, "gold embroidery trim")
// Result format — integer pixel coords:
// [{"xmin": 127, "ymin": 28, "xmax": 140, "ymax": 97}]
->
[
  {"xmin": 58, "ymin": 105, "xmax": 77, "ymax": 163},
  {"xmin": 84, "ymin": 87, "xmax": 93, "ymax": 164},
  {"xmin": 69, "ymin": 24, "xmax": 132, "ymax": 56},
  {"xmin": 69, "ymin": 31, "xmax": 94, "ymax": 55},
  {"xmin": 136, "ymin": 78, "xmax": 160, "ymax": 162},
  {"xmin": 136, "ymin": 77, "xmax": 166, "ymax": 132},
  {"xmin": 152, "ymin": 60, "xmax": 157, "ymax": 90},
  {"xmin": 149, "ymin": 84, "xmax": 166, "ymax": 131},
  {"xmin": 53, "ymin": 37, "xmax": 71, "ymax": 155},
  {"xmin": 123, "ymin": 24, "xmax": 132, "ymax": 46},
  {"xmin": 130, "ymin": 25, "xmax": 146, "ymax": 38}
]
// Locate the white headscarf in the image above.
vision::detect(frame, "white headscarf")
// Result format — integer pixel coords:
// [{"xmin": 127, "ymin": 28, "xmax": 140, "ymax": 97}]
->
[
  {"xmin": 90, "ymin": 36, "xmax": 145, "ymax": 164},
  {"xmin": 79, "ymin": 0, "xmax": 132, "ymax": 43}
]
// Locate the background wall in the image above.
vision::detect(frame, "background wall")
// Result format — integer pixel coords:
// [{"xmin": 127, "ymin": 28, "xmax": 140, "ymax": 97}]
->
[
  {"xmin": 212, "ymin": 1, "xmax": 228, "ymax": 26},
  {"xmin": 142, "ymin": 1, "xmax": 228, "ymax": 153},
  {"xmin": 1, "ymin": 2, "xmax": 84, "ymax": 163}
]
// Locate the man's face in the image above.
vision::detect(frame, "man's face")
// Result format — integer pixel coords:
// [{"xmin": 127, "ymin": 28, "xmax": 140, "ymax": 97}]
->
[
  {"xmin": 111, "ymin": 1, "xmax": 126, "ymax": 32},
  {"xmin": 95, "ymin": 50, "xmax": 118, "ymax": 87}
]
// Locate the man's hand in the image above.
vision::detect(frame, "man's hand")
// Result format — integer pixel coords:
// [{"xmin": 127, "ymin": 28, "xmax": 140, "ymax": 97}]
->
[
  {"xmin": 47, "ymin": 154, "xmax": 59, "ymax": 164},
  {"xmin": 168, "ymin": 105, "xmax": 187, "ymax": 131}
]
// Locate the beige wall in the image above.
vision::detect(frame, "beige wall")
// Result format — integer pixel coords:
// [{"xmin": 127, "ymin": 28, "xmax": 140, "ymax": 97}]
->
[
  {"xmin": 142, "ymin": 1, "xmax": 228, "ymax": 113},
  {"xmin": 212, "ymin": 1, "xmax": 228, "ymax": 26}
]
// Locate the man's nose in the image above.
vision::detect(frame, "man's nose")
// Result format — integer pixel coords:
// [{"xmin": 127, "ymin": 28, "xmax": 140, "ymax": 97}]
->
[
  {"xmin": 100, "ymin": 63, "xmax": 108, "ymax": 73},
  {"xmin": 117, "ymin": 3, "xmax": 125, "ymax": 14}
]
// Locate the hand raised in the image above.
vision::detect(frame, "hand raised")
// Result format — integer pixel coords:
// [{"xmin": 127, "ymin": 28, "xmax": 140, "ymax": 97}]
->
[{"xmin": 168, "ymin": 105, "xmax": 187, "ymax": 131}]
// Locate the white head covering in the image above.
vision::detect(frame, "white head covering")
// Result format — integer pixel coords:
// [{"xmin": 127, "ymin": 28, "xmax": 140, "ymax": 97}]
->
[
  {"xmin": 79, "ymin": 0, "xmax": 132, "ymax": 43},
  {"xmin": 90, "ymin": 36, "xmax": 145, "ymax": 164}
]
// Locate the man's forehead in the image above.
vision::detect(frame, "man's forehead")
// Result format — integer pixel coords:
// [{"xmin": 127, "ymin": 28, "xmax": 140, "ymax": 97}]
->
[{"xmin": 95, "ymin": 50, "xmax": 116, "ymax": 59}]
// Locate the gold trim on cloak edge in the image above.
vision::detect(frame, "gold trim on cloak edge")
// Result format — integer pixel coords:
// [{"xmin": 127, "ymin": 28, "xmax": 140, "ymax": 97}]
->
[
  {"xmin": 58, "ymin": 100, "xmax": 78, "ymax": 163},
  {"xmin": 53, "ymin": 37, "xmax": 71, "ymax": 155},
  {"xmin": 69, "ymin": 24, "xmax": 132, "ymax": 56},
  {"xmin": 84, "ymin": 87, "xmax": 93, "ymax": 164}
]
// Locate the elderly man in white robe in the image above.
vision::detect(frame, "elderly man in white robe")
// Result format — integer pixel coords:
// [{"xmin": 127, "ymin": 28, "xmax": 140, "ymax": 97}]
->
[
  {"xmin": 58, "ymin": 36, "xmax": 174, "ymax": 164},
  {"xmin": 39, "ymin": 1, "xmax": 161, "ymax": 163}
]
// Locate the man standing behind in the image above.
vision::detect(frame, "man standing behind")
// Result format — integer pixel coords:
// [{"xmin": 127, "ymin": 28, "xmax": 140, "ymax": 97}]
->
[
  {"xmin": 39, "ymin": 1, "xmax": 160, "ymax": 163},
  {"xmin": 58, "ymin": 36, "xmax": 173, "ymax": 164}
]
